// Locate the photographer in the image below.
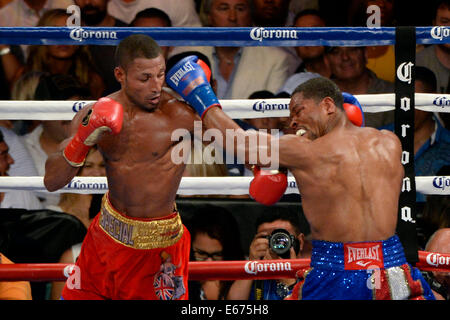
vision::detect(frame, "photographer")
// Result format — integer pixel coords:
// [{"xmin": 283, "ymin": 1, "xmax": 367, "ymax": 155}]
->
[
  {"xmin": 423, "ymin": 228, "xmax": 450, "ymax": 300},
  {"xmin": 227, "ymin": 209, "xmax": 312, "ymax": 300}
]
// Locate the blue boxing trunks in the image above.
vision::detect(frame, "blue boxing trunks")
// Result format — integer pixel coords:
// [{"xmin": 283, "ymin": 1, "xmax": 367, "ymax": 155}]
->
[{"xmin": 287, "ymin": 235, "xmax": 435, "ymax": 300}]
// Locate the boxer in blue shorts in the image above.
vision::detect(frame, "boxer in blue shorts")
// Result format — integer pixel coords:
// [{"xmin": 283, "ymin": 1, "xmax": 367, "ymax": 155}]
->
[
  {"xmin": 165, "ymin": 60, "xmax": 434, "ymax": 299},
  {"xmin": 287, "ymin": 235, "xmax": 434, "ymax": 300}
]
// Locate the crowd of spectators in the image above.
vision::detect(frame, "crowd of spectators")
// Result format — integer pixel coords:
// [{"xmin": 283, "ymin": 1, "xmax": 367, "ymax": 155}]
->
[{"xmin": 0, "ymin": 0, "xmax": 448, "ymax": 300}]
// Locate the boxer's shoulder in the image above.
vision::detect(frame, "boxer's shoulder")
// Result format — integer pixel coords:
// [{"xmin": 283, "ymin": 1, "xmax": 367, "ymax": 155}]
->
[
  {"xmin": 103, "ymin": 91, "xmax": 122, "ymax": 103},
  {"xmin": 160, "ymin": 89, "xmax": 199, "ymax": 119}
]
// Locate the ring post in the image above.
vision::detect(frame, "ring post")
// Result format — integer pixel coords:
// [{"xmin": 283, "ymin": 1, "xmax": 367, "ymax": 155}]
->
[{"xmin": 394, "ymin": 26, "xmax": 418, "ymax": 265}]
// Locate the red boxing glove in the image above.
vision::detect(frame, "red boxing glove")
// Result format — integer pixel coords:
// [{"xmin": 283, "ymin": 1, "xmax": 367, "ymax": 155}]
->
[
  {"xmin": 197, "ymin": 59, "xmax": 212, "ymax": 83},
  {"xmin": 63, "ymin": 97, "xmax": 123, "ymax": 167},
  {"xmin": 249, "ymin": 166, "xmax": 288, "ymax": 206},
  {"xmin": 342, "ymin": 92, "xmax": 365, "ymax": 127}
]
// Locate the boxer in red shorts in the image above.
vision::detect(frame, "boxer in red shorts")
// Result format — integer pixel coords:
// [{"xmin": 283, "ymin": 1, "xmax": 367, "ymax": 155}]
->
[
  {"xmin": 61, "ymin": 193, "xmax": 190, "ymax": 300},
  {"xmin": 44, "ymin": 34, "xmax": 199, "ymax": 300}
]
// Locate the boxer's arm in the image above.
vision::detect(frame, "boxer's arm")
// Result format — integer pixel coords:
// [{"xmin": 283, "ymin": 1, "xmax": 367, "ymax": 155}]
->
[
  {"xmin": 202, "ymin": 107, "xmax": 278, "ymax": 167},
  {"xmin": 44, "ymin": 106, "xmax": 92, "ymax": 192},
  {"xmin": 45, "ymin": 98, "xmax": 123, "ymax": 192},
  {"xmin": 277, "ymin": 134, "xmax": 313, "ymax": 168},
  {"xmin": 167, "ymin": 55, "xmax": 290, "ymax": 168},
  {"xmin": 204, "ymin": 108, "xmax": 313, "ymax": 170}
]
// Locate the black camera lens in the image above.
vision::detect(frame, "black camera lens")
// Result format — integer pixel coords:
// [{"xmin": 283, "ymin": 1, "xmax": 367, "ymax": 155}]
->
[
  {"xmin": 268, "ymin": 229, "xmax": 294, "ymax": 259},
  {"xmin": 271, "ymin": 233, "xmax": 290, "ymax": 251}
]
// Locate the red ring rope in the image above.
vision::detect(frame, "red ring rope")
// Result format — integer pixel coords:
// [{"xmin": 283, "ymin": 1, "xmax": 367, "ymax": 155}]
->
[{"xmin": 0, "ymin": 251, "xmax": 448, "ymax": 282}]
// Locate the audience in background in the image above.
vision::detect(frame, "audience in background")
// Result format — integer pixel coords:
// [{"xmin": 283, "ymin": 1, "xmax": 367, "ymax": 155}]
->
[
  {"xmin": 22, "ymin": 73, "xmax": 90, "ymax": 208},
  {"xmin": 73, "ymin": 0, "xmax": 128, "ymax": 96},
  {"xmin": 291, "ymin": 9, "xmax": 330, "ymax": 77},
  {"xmin": 251, "ymin": 0, "xmax": 293, "ymax": 27},
  {"xmin": 0, "ymin": 0, "xmax": 73, "ymax": 60},
  {"xmin": 23, "ymin": 9, "xmax": 105, "ymax": 99},
  {"xmin": 0, "ymin": 72, "xmax": 42, "ymax": 204},
  {"xmin": 288, "ymin": 0, "xmax": 319, "ymax": 16},
  {"xmin": 107, "ymin": 0, "xmax": 202, "ymax": 26},
  {"xmin": 0, "ymin": 44, "xmax": 25, "ymax": 101},
  {"xmin": 0, "ymin": 252, "xmax": 32, "ymax": 300},
  {"xmin": 417, "ymin": 0, "xmax": 450, "ymax": 94},
  {"xmin": 0, "ymin": 124, "xmax": 38, "ymax": 178},
  {"xmin": 0, "ymin": 130, "xmax": 42, "ymax": 210},
  {"xmin": 366, "ymin": 0, "xmax": 396, "ymax": 82},
  {"xmin": 0, "ymin": 197, "xmax": 87, "ymax": 300},
  {"xmin": 186, "ymin": 205, "xmax": 245, "ymax": 300},
  {"xmin": 420, "ymin": 191, "xmax": 450, "ymax": 248},
  {"xmin": 249, "ymin": 0, "xmax": 299, "ymax": 67},
  {"xmin": 379, "ymin": 66, "xmax": 450, "ymax": 202},
  {"xmin": 10, "ymin": 71, "xmax": 46, "ymax": 136},
  {"xmin": 172, "ymin": 0, "xmax": 294, "ymax": 99},
  {"xmin": 130, "ymin": 7, "xmax": 173, "ymax": 60},
  {"xmin": 324, "ymin": 45, "xmax": 395, "ymax": 128},
  {"xmin": 347, "ymin": 0, "xmax": 396, "ymax": 82},
  {"xmin": 0, "ymin": 69, "xmax": 42, "ymax": 177},
  {"xmin": 416, "ymin": 0, "xmax": 450, "ymax": 128},
  {"xmin": 277, "ymin": 9, "xmax": 328, "ymax": 97},
  {"xmin": 0, "ymin": 0, "xmax": 73, "ymax": 28},
  {"xmin": 227, "ymin": 208, "xmax": 311, "ymax": 300},
  {"xmin": 424, "ymin": 228, "xmax": 450, "ymax": 300}
]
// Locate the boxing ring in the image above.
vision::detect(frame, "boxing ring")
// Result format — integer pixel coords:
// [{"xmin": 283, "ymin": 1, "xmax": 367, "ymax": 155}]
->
[{"xmin": 0, "ymin": 26, "xmax": 449, "ymax": 285}]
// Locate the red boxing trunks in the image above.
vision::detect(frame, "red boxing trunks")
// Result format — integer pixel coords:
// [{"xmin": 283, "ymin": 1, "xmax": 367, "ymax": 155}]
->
[{"xmin": 61, "ymin": 193, "xmax": 190, "ymax": 300}]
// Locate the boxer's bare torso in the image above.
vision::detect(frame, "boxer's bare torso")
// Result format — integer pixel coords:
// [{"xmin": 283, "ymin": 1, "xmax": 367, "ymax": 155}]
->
[
  {"xmin": 203, "ymin": 90, "xmax": 405, "ymax": 243},
  {"xmin": 44, "ymin": 54, "xmax": 199, "ymax": 219},
  {"xmin": 282, "ymin": 124, "xmax": 404, "ymax": 242},
  {"xmin": 99, "ymin": 90, "xmax": 197, "ymax": 218},
  {"xmin": 47, "ymin": 89, "xmax": 197, "ymax": 218},
  {"xmin": 280, "ymin": 93, "xmax": 404, "ymax": 242}
]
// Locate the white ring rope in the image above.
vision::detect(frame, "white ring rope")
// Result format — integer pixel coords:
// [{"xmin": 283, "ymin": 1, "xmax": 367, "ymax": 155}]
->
[
  {"xmin": 1, "ymin": 93, "xmax": 448, "ymax": 196},
  {"xmin": 0, "ymin": 93, "xmax": 449, "ymax": 120},
  {"xmin": 0, "ymin": 176, "xmax": 447, "ymax": 195}
]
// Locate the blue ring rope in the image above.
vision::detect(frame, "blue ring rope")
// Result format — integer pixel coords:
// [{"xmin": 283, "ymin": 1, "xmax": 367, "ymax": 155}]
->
[{"xmin": 0, "ymin": 26, "xmax": 448, "ymax": 46}]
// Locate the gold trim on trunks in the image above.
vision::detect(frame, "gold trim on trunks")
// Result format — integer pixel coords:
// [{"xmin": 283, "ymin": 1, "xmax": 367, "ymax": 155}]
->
[{"xmin": 98, "ymin": 193, "xmax": 183, "ymax": 250}]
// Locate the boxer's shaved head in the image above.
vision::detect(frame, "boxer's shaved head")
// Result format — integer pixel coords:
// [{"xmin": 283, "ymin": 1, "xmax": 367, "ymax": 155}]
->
[{"xmin": 115, "ymin": 34, "xmax": 162, "ymax": 71}]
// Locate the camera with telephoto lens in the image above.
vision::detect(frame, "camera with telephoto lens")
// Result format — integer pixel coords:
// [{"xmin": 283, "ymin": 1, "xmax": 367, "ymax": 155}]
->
[{"xmin": 267, "ymin": 229, "xmax": 300, "ymax": 259}]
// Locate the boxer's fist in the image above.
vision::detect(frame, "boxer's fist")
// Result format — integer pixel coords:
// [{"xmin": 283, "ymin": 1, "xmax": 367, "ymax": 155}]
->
[
  {"xmin": 249, "ymin": 166, "xmax": 288, "ymax": 206},
  {"xmin": 342, "ymin": 92, "xmax": 365, "ymax": 127},
  {"xmin": 63, "ymin": 97, "xmax": 123, "ymax": 166},
  {"xmin": 166, "ymin": 55, "xmax": 220, "ymax": 119}
]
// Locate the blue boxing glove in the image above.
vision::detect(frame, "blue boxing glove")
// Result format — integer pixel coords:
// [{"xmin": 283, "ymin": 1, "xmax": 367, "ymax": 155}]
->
[
  {"xmin": 166, "ymin": 55, "xmax": 221, "ymax": 119},
  {"xmin": 342, "ymin": 92, "xmax": 365, "ymax": 127}
]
